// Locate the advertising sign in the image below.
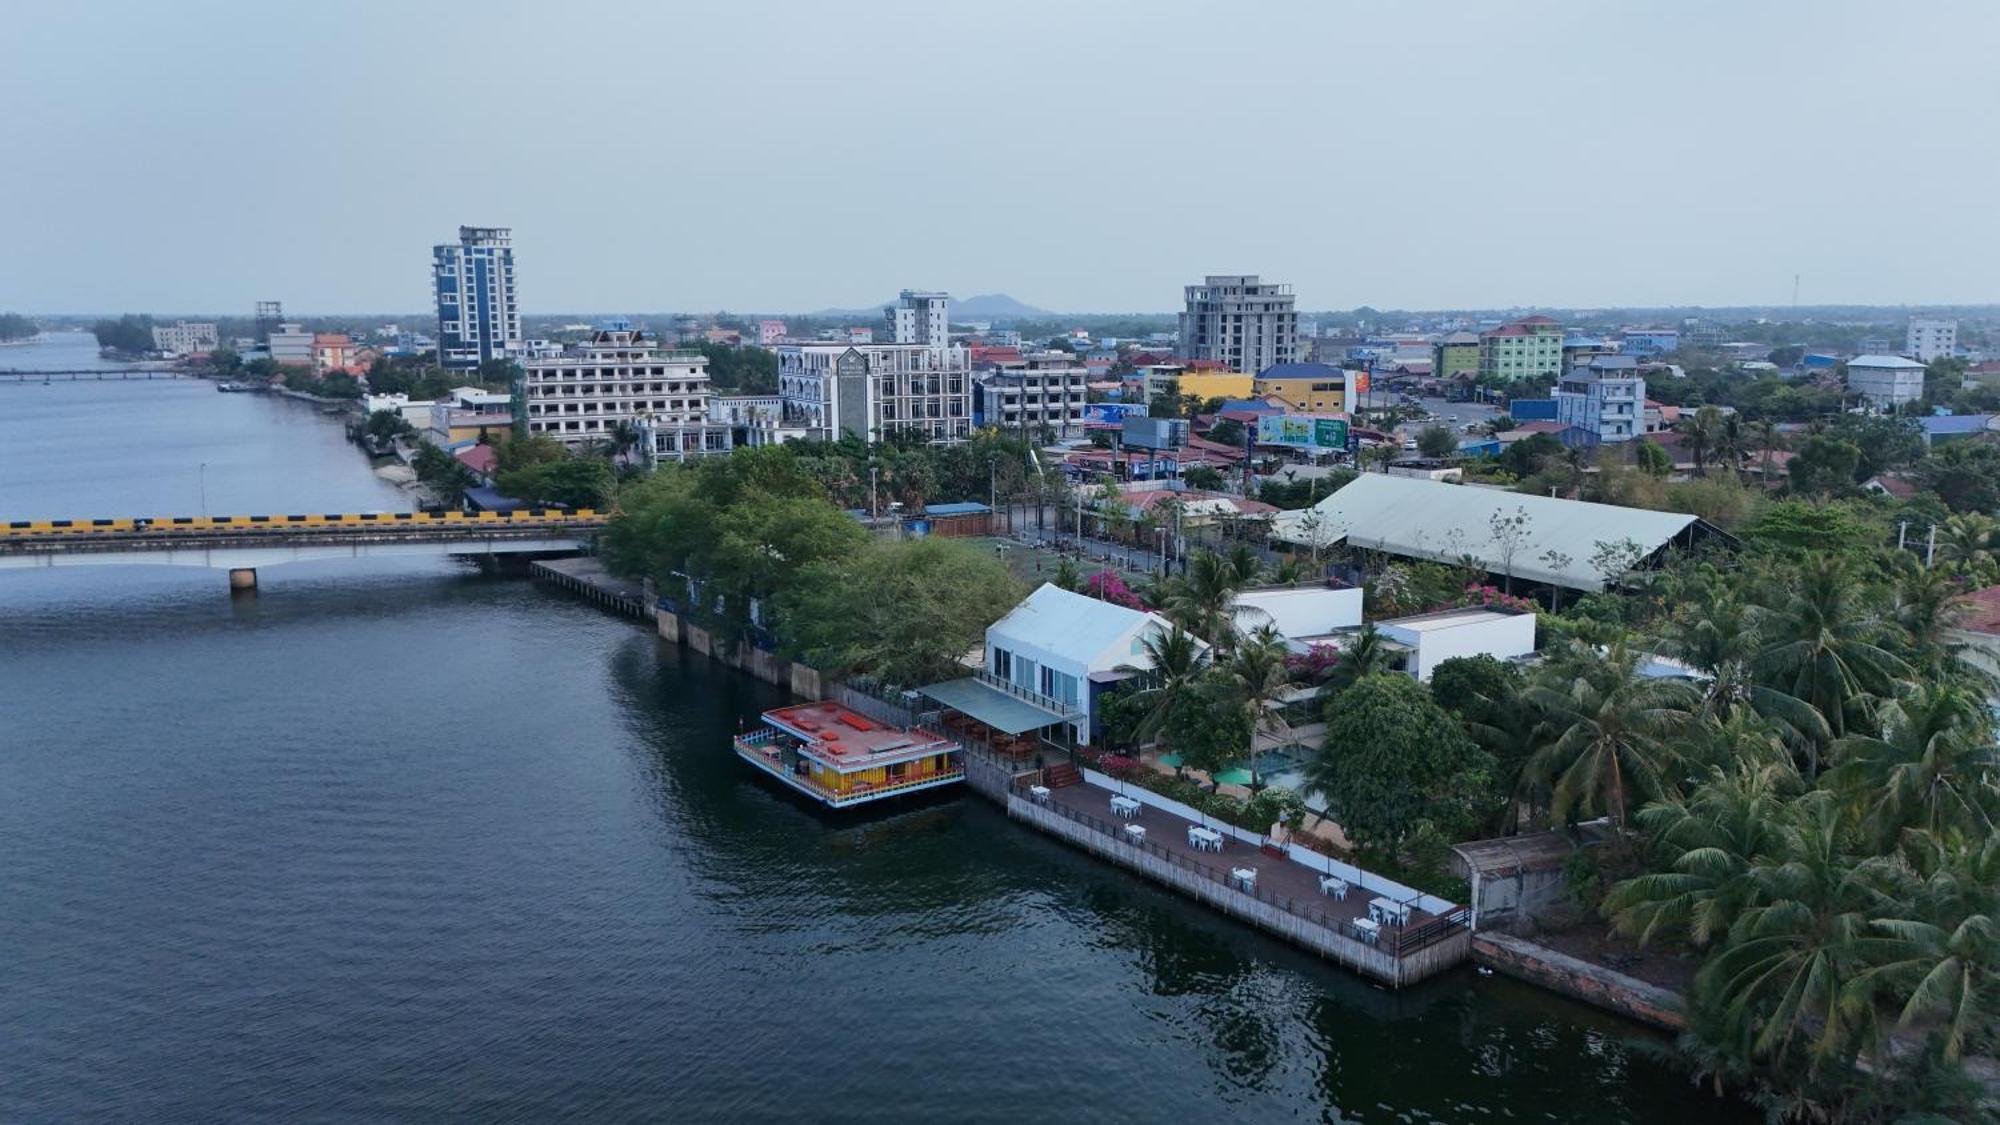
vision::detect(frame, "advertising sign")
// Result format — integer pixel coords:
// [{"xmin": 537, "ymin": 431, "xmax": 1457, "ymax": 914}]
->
[
  {"xmin": 1257, "ymin": 413, "xmax": 1350, "ymax": 451},
  {"xmin": 1083, "ymin": 402, "xmax": 1148, "ymax": 427}
]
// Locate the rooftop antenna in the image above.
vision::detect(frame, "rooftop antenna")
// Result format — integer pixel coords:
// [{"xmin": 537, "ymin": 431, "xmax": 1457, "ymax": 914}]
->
[{"xmin": 1792, "ymin": 274, "xmax": 1800, "ymax": 309}]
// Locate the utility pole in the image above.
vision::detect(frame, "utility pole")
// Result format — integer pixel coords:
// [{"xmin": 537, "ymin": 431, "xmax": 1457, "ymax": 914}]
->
[
  {"xmin": 198, "ymin": 462, "xmax": 208, "ymax": 516},
  {"xmin": 1926, "ymin": 524, "xmax": 1937, "ymax": 568},
  {"xmin": 1898, "ymin": 520, "xmax": 1907, "ymax": 552},
  {"xmin": 869, "ymin": 465, "xmax": 879, "ymax": 520}
]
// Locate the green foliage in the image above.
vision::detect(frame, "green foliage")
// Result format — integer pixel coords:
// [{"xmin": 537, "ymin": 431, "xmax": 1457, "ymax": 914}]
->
[
  {"xmin": 1787, "ymin": 435, "xmax": 1862, "ymax": 498},
  {"xmin": 1740, "ymin": 500, "xmax": 1881, "ymax": 559},
  {"xmin": 1308, "ymin": 672, "xmax": 1493, "ymax": 849},
  {"xmin": 497, "ymin": 458, "xmax": 615, "ymax": 509},
  {"xmin": 1183, "ymin": 464, "xmax": 1226, "ymax": 490},
  {"xmin": 695, "ymin": 342, "xmax": 778, "ymax": 394},
  {"xmin": 1918, "ymin": 440, "xmax": 2000, "ymax": 513},
  {"xmin": 775, "ymin": 537, "xmax": 1023, "ymax": 687},
  {"xmin": 0, "ymin": 312, "xmax": 36, "ymax": 341},
  {"xmin": 1634, "ymin": 439, "xmax": 1673, "ymax": 477},
  {"xmin": 1162, "ymin": 674, "xmax": 1253, "ymax": 783},
  {"xmin": 90, "ymin": 314, "xmax": 155, "ymax": 354},
  {"xmin": 1415, "ymin": 423, "xmax": 1457, "ymax": 459},
  {"xmin": 411, "ymin": 443, "xmax": 476, "ymax": 505}
]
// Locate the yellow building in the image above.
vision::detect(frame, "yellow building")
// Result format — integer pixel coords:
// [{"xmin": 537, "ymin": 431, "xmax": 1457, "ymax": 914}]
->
[{"xmin": 1253, "ymin": 362, "xmax": 1356, "ymax": 412}]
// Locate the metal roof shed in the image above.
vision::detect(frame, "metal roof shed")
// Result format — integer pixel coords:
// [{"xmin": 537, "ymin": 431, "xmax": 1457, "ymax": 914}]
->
[{"xmin": 1269, "ymin": 474, "xmax": 1724, "ymax": 592}]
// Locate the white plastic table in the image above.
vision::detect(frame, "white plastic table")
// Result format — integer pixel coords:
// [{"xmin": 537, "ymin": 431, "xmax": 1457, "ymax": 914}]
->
[
  {"xmin": 1353, "ymin": 917, "xmax": 1381, "ymax": 944},
  {"xmin": 1187, "ymin": 827, "xmax": 1224, "ymax": 852},
  {"xmin": 1369, "ymin": 897, "xmax": 1411, "ymax": 926},
  {"xmin": 1318, "ymin": 875, "xmax": 1349, "ymax": 900},
  {"xmin": 1109, "ymin": 795, "xmax": 1142, "ymax": 818},
  {"xmin": 1229, "ymin": 867, "xmax": 1258, "ymax": 891},
  {"xmin": 1029, "ymin": 785, "xmax": 1051, "ymax": 803},
  {"xmin": 1123, "ymin": 823, "xmax": 1147, "ymax": 843}
]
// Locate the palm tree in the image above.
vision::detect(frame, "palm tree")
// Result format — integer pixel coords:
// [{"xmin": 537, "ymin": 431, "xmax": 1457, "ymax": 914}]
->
[
  {"xmin": 1681, "ymin": 405, "xmax": 1724, "ymax": 477},
  {"xmin": 1316, "ymin": 622, "xmax": 1397, "ymax": 700},
  {"xmin": 1604, "ymin": 761, "xmax": 1801, "ymax": 949},
  {"xmin": 1825, "ymin": 683, "xmax": 2000, "ymax": 848},
  {"xmin": 1750, "ymin": 419, "xmax": 1786, "ymax": 480},
  {"xmin": 1749, "ymin": 555, "xmax": 1912, "ymax": 778},
  {"xmin": 1116, "ymin": 625, "xmax": 1208, "ymax": 762},
  {"xmin": 1935, "ymin": 512, "xmax": 1997, "ymax": 571},
  {"xmin": 1888, "ymin": 558, "xmax": 1965, "ymax": 677},
  {"xmin": 1165, "ymin": 550, "xmax": 1244, "ymax": 647},
  {"xmin": 1225, "ymin": 543, "xmax": 1262, "ymax": 586},
  {"xmin": 1694, "ymin": 791, "xmax": 1888, "ymax": 1071},
  {"xmin": 1521, "ymin": 644, "xmax": 1699, "ymax": 827},
  {"xmin": 1270, "ymin": 557, "xmax": 1304, "ymax": 586},
  {"xmin": 1852, "ymin": 832, "xmax": 2000, "ymax": 1062},
  {"xmin": 1225, "ymin": 627, "xmax": 1292, "ymax": 790}
]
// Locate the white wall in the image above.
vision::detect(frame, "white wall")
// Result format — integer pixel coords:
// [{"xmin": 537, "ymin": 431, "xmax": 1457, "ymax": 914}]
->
[
  {"xmin": 1378, "ymin": 613, "xmax": 1537, "ymax": 682},
  {"xmin": 1232, "ymin": 587, "xmax": 1364, "ymax": 646}
]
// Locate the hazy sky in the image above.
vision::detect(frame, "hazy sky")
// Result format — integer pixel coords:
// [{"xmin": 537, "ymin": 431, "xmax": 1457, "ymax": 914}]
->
[{"xmin": 5, "ymin": 0, "xmax": 1996, "ymax": 315}]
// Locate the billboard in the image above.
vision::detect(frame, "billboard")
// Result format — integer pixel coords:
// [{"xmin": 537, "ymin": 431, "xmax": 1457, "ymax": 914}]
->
[
  {"xmin": 1256, "ymin": 413, "xmax": 1350, "ymax": 451},
  {"xmin": 1084, "ymin": 402, "xmax": 1148, "ymax": 427}
]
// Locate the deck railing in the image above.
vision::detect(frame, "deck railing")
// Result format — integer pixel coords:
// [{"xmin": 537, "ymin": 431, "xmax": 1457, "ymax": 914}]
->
[
  {"xmin": 1011, "ymin": 779, "xmax": 1469, "ymax": 959},
  {"xmin": 735, "ymin": 737, "xmax": 964, "ymax": 804}
]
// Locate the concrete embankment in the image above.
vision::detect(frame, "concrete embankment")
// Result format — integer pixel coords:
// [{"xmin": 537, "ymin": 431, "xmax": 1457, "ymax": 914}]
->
[{"xmin": 1472, "ymin": 931, "xmax": 1686, "ymax": 1030}]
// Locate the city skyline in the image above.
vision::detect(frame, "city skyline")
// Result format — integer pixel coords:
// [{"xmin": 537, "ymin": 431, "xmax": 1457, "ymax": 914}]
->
[{"xmin": 4, "ymin": 0, "xmax": 1997, "ymax": 314}]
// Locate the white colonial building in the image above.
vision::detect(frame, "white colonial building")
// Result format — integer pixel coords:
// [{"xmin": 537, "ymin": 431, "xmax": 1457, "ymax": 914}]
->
[
  {"xmin": 777, "ymin": 342, "xmax": 973, "ymax": 444},
  {"xmin": 521, "ymin": 329, "xmax": 730, "ymax": 460},
  {"xmin": 151, "ymin": 321, "xmax": 219, "ymax": 356}
]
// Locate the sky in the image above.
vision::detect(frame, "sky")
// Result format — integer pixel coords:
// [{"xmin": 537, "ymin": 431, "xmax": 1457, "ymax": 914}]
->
[{"xmin": 4, "ymin": 0, "xmax": 1997, "ymax": 315}]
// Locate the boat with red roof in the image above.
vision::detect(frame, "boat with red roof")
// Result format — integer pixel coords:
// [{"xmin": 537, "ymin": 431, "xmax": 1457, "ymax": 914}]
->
[{"xmin": 732, "ymin": 700, "xmax": 964, "ymax": 808}]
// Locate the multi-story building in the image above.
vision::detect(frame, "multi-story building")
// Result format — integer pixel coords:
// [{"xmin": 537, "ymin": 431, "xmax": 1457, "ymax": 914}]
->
[
  {"xmin": 1561, "ymin": 335, "xmax": 1619, "ymax": 375},
  {"xmin": 886, "ymin": 290, "xmax": 950, "ymax": 346},
  {"xmin": 312, "ymin": 333, "xmax": 358, "ymax": 373},
  {"xmin": 778, "ymin": 342, "xmax": 972, "ymax": 445},
  {"xmin": 1477, "ymin": 316, "xmax": 1564, "ymax": 382},
  {"xmin": 520, "ymin": 329, "xmax": 730, "ymax": 459},
  {"xmin": 1432, "ymin": 331, "xmax": 1479, "ymax": 380},
  {"xmin": 1620, "ymin": 327, "xmax": 1680, "ymax": 357},
  {"xmin": 757, "ymin": 319, "xmax": 787, "ymax": 347},
  {"xmin": 432, "ymin": 225, "xmax": 520, "ymax": 370},
  {"xmin": 1178, "ymin": 275, "xmax": 1298, "ymax": 376},
  {"xmin": 150, "ymin": 321, "xmax": 219, "ymax": 356},
  {"xmin": 1555, "ymin": 356, "xmax": 1645, "ymax": 443},
  {"xmin": 977, "ymin": 351, "xmax": 1089, "ymax": 437},
  {"xmin": 267, "ymin": 322, "xmax": 314, "ymax": 366},
  {"xmin": 1847, "ymin": 354, "xmax": 1928, "ymax": 410},
  {"xmin": 1253, "ymin": 362, "xmax": 1356, "ymax": 413},
  {"xmin": 1906, "ymin": 317, "xmax": 1957, "ymax": 363}
]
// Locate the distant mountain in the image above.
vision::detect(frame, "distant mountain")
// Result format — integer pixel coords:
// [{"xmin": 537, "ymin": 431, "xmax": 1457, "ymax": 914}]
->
[
  {"xmin": 953, "ymin": 293, "xmax": 1050, "ymax": 319},
  {"xmin": 805, "ymin": 293, "xmax": 1052, "ymax": 321}
]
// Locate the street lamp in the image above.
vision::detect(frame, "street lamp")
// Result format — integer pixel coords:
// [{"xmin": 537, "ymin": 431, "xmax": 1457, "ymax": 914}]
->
[
  {"xmin": 198, "ymin": 462, "xmax": 207, "ymax": 516},
  {"xmin": 1156, "ymin": 525, "xmax": 1168, "ymax": 576}
]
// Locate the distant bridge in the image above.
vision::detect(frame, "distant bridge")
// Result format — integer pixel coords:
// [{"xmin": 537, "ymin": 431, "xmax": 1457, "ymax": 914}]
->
[
  {"xmin": 0, "ymin": 511, "xmax": 608, "ymax": 587},
  {"xmin": 0, "ymin": 368, "xmax": 191, "ymax": 381}
]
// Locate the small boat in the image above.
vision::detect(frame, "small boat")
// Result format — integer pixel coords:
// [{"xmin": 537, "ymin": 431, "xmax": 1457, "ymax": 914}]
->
[
  {"xmin": 734, "ymin": 701, "xmax": 964, "ymax": 809},
  {"xmin": 216, "ymin": 381, "xmax": 253, "ymax": 393}
]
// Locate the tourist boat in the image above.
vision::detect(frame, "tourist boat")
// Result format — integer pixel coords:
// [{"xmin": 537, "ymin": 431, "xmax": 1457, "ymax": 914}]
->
[
  {"xmin": 733, "ymin": 701, "xmax": 964, "ymax": 809},
  {"xmin": 216, "ymin": 381, "xmax": 253, "ymax": 393}
]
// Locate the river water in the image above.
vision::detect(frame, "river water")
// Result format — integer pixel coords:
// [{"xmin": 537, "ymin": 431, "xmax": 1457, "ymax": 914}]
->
[{"xmin": 0, "ymin": 335, "xmax": 1750, "ymax": 1122}]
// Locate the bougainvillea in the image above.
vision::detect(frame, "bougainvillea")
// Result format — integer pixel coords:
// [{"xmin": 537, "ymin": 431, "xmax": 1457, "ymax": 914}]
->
[
  {"xmin": 1284, "ymin": 644, "xmax": 1343, "ymax": 680},
  {"xmin": 1084, "ymin": 570, "xmax": 1145, "ymax": 610},
  {"xmin": 1439, "ymin": 584, "xmax": 1537, "ymax": 615}
]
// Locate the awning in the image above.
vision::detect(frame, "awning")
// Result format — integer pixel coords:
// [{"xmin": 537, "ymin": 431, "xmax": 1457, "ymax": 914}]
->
[{"xmin": 918, "ymin": 677, "xmax": 1073, "ymax": 735}]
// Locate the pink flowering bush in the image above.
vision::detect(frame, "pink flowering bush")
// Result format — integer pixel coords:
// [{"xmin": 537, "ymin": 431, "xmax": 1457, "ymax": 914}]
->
[
  {"xmin": 1100, "ymin": 754, "xmax": 1141, "ymax": 779},
  {"xmin": 1445, "ymin": 584, "xmax": 1537, "ymax": 614},
  {"xmin": 1084, "ymin": 570, "xmax": 1145, "ymax": 610},
  {"xmin": 1285, "ymin": 644, "xmax": 1342, "ymax": 680}
]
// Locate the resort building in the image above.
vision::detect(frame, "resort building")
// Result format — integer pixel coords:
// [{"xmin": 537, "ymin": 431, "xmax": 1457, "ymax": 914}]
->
[
  {"xmin": 977, "ymin": 350, "xmax": 1090, "ymax": 436},
  {"xmin": 521, "ymin": 329, "xmax": 730, "ymax": 457},
  {"xmin": 1554, "ymin": 356, "xmax": 1645, "ymax": 443},
  {"xmin": 733, "ymin": 701, "xmax": 963, "ymax": 808},
  {"xmin": 1477, "ymin": 317, "xmax": 1564, "ymax": 382},
  {"xmin": 150, "ymin": 321, "xmax": 219, "ymax": 356},
  {"xmin": 427, "ymin": 386, "xmax": 514, "ymax": 447},
  {"xmin": 1846, "ymin": 354, "xmax": 1927, "ymax": 410},
  {"xmin": 1252, "ymin": 362, "xmax": 1356, "ymax": 413},
  {"xmin": 1376, "ymin": 609, "xmax": 1537, "ymax": 682},
  {"xmin": 432, "ymin": 225, "xmax": 520, "ymax": 370},
  {"xmin": 1906, "ymin": 317, "xmax": 1957, "ymax": 363},
  {"xmin": 776, "ymin": 342, "xmax": 973, "ymax": 445},
  {"xmin": 886, "ymin": 290, "xmax": 951, "ymax": 347},
  {"xmin": 313, "ymin": 333, "xmax": 359, "ymax": 373},
  {"xmin": 1179, "ymin": 275, "xmax": 1298, "ymax": 376},
  {"xmin": 921, "ymin": 584, "xmax": 1204, "ymax": 749}
]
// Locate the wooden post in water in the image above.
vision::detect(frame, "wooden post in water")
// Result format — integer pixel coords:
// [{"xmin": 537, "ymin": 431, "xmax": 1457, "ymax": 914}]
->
[{"xmin": 228, "ymin": 568, "xmax": 258, "ymax": 592}]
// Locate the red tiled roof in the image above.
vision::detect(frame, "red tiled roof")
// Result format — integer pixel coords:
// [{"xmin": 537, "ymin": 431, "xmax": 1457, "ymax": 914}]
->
[
  {"xmin": 1866, "ymin": 473, "xmax": 1920, "ymax": 499},
  {"xmin": 1957, "ymin": 585, "xmax": 2000, "ymax": 635},
  {"xmin": 455, "ymin": 445, "xmax": 498, "ymax": 474}
]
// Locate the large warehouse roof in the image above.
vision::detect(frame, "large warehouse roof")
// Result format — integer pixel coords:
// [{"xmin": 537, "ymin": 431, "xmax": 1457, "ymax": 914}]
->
[{"xmin": 1269, "ymin": 474, "xmax": 1716, "ymax": 591}]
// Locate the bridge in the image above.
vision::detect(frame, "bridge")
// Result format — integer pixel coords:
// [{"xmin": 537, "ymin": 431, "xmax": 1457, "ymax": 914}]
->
[
  {"xmin": 0, "ymin": 513, "xmax": 608, "ymax": 590},
  {"xmin": 0, "ymin": 368, "xmax": 191, "ymax": 381}
]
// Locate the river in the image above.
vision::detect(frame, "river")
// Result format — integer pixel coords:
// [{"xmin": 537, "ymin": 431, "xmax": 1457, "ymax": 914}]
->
[{"xmin": 0, "ymin": 340, "xmax": 1752, "ymax": 1122}]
